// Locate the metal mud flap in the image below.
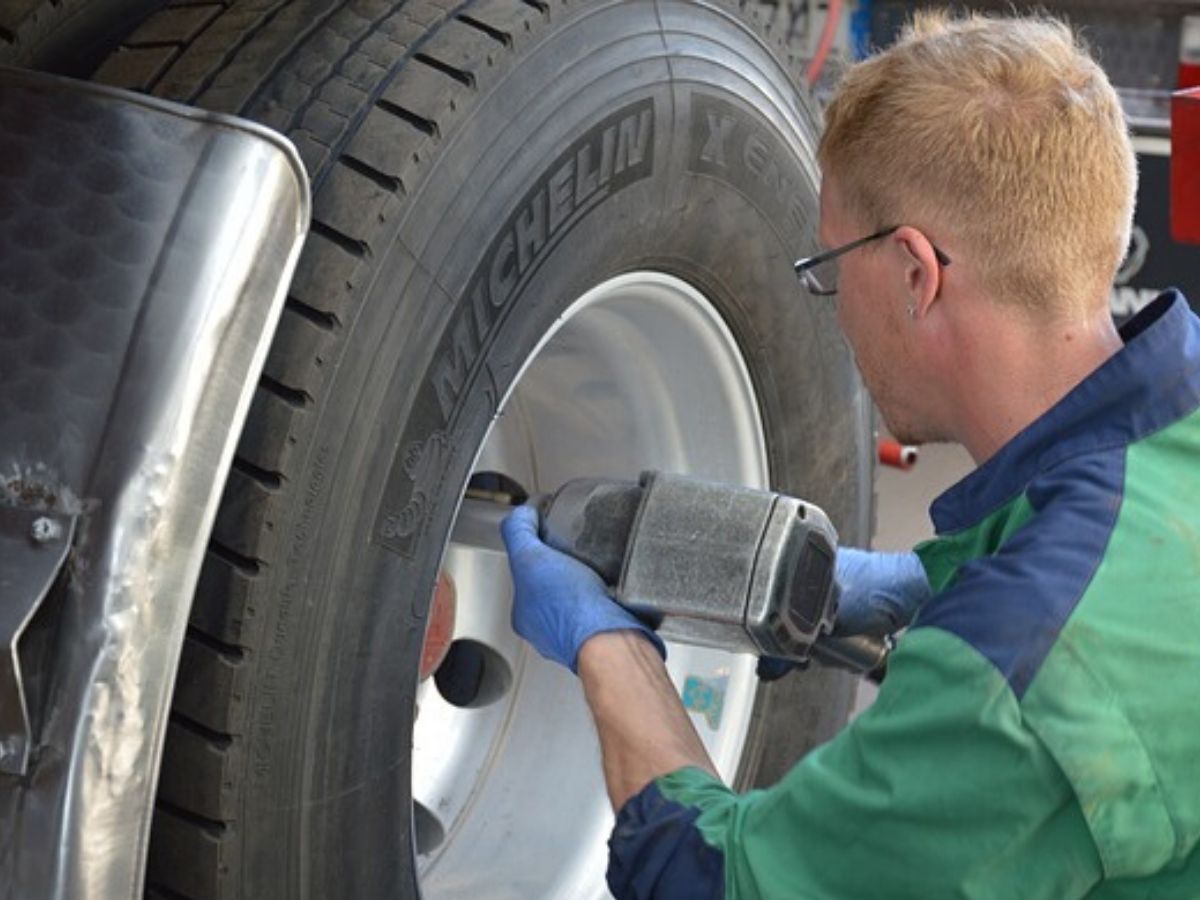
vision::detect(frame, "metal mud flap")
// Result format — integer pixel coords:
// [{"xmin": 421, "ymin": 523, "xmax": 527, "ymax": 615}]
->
[{"xmin": 0, "ymin": 68, "xmax": 309, "ymax": 899}]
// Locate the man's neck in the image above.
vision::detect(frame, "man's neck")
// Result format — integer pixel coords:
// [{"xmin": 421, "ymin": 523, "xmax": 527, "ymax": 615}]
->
[{"xmin": 952, "ymin": 308, "xmax": 1124, "ymax": 464}]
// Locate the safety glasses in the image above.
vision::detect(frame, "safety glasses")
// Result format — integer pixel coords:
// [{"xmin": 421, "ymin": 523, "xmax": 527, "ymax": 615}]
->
[{"xmin": 793, "ymin": 225, "xmax": 952, "ymax": 296}]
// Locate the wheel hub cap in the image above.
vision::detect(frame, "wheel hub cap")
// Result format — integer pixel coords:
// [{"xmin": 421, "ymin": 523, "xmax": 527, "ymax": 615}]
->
[{"xmin": 412, "ymin": 272, "xmax": 770, "ymax": 899}]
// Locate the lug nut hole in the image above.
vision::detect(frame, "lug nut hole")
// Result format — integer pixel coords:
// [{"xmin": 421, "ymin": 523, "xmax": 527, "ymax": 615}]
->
[
  {"xmin": 413, "ymin": 800, "xmax": 446, "ymax": 856},
  {"xmin": 434, "ymin": 639, "xmax": 512, "ymax": 709}
]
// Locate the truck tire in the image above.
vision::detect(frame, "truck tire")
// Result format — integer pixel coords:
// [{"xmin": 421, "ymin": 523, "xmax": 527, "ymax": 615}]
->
[
  {"xmin": 0, "ymin": 0, "xmax": 161, "ymax": 74},
  {"xmin": 94, "ymin": 1, "xmax": 873, "ymax": 897}
]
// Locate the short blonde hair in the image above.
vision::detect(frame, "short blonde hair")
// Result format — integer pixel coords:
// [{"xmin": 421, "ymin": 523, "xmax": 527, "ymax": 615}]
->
[{"xmin": 818, "ymin": 11, "xmax": 1136, "ymax": 318}]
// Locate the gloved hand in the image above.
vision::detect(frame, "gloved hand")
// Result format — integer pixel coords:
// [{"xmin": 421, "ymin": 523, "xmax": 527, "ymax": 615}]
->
[
  {"xmin": 757, "ymin": 546, "xmax": 931, "ymax": 681},
  {"xmin": 832, "ymin": 547, "xmax": 932, "ymax": 638},
  {"xmin": 500, "ymin": 505, "xmax": 666, "ymax": 673}
]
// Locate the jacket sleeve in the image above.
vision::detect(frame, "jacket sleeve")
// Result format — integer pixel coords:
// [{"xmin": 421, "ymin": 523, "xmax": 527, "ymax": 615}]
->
[{"xmin": 607, "ymin": 627, "xmax": 1103, "ymax": 900}]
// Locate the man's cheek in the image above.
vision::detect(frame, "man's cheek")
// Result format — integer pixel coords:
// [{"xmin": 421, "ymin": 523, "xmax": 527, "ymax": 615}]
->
[
  {"xmin": 835, "ymin": 300, "xmax": 848, "ymax": 334},
  {"xmin": 835, "ymin": 295, "xmax": 856, "ymax": 336},
  {"xmin": 836, "ymin": 300, "xmax": 866, "ymax": 350}
]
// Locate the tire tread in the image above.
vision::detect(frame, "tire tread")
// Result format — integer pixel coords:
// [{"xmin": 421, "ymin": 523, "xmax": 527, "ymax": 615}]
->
[{"xmin": 115, "ymin": 5, "xmax": 501, "ymax": 885}]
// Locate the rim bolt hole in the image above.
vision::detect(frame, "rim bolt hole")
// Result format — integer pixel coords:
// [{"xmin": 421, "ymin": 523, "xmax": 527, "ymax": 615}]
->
[
  {"xmin": 434, "ymin": 639, "xmax": 512, "ymax": 708},
  {"xmin": 413, "ymin": 801, "xmax": 446, "ymax": 856},
  {"xmin": 465, "ymin": 470, "xmax": 530, "ymax": 505}
]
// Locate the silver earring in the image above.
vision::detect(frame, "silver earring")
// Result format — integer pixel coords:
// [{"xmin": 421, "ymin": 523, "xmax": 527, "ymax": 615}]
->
[{"xmin": 907, "ymin": 303, "xmax": 916, "ymax": 320}]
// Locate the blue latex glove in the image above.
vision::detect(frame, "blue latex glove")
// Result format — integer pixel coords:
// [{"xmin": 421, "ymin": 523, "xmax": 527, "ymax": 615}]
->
[
  {"xmin": 500, "ymin": 505, "xmax": 666, "ymax": 673},
  {"xmin": 757, "ymin": 547, "xmax": 931, "ymax": 681},
  {"xmin": 832, "ymin": 547, "xmax": 932, "ymax": 637}
]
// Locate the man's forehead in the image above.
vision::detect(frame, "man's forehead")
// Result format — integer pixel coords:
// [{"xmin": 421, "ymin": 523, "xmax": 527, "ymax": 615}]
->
[
  {"xmin": 819, "ymin": 172, "xmax": 846, "ymax": 214},
  {"xmin": 818, "ymin": 175, "xmax": 867, "ymax": 241},
  {"xmin": 816, "ymin": 177, "xmax": 838, "ymax": 243}
]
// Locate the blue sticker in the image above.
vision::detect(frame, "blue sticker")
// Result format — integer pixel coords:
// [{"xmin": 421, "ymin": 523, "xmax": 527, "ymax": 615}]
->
[{"xmin": 682, "ymin": 674, "xmax": 728, "ymax": 730}]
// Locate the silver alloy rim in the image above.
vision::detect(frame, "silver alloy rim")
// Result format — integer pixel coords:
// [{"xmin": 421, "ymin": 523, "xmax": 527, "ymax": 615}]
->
[{"xmin": 413, "ymin": 272, "xmax": 769, "ymax": 898}]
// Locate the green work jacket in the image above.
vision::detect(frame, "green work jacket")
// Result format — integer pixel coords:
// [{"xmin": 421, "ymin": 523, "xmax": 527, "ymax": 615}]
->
[{"xmin": 607, "ymin": 292, "xmax": 1200, "ymax": 899}]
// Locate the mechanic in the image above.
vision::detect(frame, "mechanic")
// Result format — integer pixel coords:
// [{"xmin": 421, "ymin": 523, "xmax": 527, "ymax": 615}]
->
[{"xmin": 501, "ymin": 12, "xmax": 1200, "ymax": 899}]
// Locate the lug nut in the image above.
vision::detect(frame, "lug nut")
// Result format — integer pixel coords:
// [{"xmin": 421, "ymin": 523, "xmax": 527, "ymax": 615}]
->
[{"xmin": 30, "ymin": 517, "xmax": 62, "ymax": 544}]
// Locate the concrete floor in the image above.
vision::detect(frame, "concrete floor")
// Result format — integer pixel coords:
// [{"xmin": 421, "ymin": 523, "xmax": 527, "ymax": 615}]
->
[{"xmin": 852, "ymin": 440, "xmax": 976, "ymax": 714}]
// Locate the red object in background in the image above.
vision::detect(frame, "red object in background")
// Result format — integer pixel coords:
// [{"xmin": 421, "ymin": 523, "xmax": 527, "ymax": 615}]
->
[
  {"xmin": 1172, "ymin": 88, "xmax": 1200, "ymax": 246},
  {"xmin": 1179, "ymin": 16, "xmax": 1200, "ymax": 91},
  {"xmin": 878, "ymin": 439, "xmax": 918, "ymax": 471},
  {"xmin": 420, "ymin": 571, "xmax": 457, "ymax": 680},
  {"xmin": 805, "ymin": 0, "xmax": 843, "ymax": 86}
]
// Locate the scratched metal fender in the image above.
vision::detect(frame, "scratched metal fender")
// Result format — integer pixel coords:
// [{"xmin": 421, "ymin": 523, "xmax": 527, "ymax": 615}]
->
[{"xmin": 0, "ymin": 67, "xmax": 310, "ymax": 899}]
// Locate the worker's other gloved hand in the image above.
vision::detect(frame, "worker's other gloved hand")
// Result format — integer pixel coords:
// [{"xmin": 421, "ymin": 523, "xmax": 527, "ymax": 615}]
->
[
  {"xmin": 757, "ymin": 547, "xmax": 931, "ymax": 681},
  {"xmin": 501, "ymin": 505, "xmax": 666, "ymax": 673},
  {"xmin": 832, "ymin": 547, "xmax": 932, "ymax": 638}
]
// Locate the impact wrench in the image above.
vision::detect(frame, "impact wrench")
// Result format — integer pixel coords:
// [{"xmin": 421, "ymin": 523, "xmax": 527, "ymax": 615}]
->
[{"xmin": 467, "ymin": 471, "xmax": 892, "ymax": 682}]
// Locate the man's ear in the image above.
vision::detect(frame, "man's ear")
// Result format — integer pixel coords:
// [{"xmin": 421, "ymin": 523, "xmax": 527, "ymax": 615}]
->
[{"xmin": 892, "ymin": 226, "xmax": 943, "ymax": 319}]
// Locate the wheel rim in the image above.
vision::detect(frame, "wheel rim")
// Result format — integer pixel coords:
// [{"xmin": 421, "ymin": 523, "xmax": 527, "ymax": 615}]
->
[{"xmin": 413, "ymin": 272, "xmax": 769, "ymax": 898}]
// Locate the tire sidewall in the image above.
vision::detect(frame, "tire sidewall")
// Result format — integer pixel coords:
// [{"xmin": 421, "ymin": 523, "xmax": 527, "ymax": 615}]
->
[{"xmin": 236, "ymin": 3, "xmax": 871, "ymax": 896}]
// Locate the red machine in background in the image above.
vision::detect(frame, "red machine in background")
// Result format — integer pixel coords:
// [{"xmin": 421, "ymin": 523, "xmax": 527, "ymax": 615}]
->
[{"xmin": 1173, "ymin": 88, "xmax": 1200, "ymax": 246}]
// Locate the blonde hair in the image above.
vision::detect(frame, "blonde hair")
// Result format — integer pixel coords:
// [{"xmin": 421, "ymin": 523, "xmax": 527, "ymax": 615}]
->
[{"xmin": 818, "ymin": 11, "xmax": 1136, "ymax": 318}]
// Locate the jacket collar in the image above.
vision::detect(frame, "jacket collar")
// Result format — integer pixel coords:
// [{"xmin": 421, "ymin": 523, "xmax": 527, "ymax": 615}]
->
[{"xmin": 930, "ymin": 291, "xmax": 1200, "ymax": 534}]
